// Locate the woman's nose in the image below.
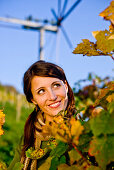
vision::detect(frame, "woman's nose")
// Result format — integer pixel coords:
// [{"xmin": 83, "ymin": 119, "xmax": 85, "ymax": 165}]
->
[{"xmin": 48, "ymin": 89, "xmax": 57, "ymax": 100}]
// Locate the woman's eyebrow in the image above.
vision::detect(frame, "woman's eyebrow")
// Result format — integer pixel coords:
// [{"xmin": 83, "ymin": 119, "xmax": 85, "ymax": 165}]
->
[
  {"xmin": 35, "ymin": 87, "xmax": 44, "ymax": 92},
  {"xmin": 35, "ymin": 80, "xmax": 62, "ymax": 91},
  {"xmin": 52, "ymin": 80, "xmax": 61, "ymax": 85}
]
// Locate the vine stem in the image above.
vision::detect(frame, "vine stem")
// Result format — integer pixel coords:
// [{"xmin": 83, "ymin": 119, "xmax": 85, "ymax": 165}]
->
[
  {"xmin": 72, "ymin": 143, "xmax": 90, "ymax": 166},
  {"xmin": 110, "ymin": 55, "xmax": 114, "ymax": 61}
]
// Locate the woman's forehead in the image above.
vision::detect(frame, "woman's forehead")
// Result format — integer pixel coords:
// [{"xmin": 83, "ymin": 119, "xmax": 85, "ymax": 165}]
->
[{"xmin": 31, "ymin": 76, "xmax": 63, "ymax": 88}]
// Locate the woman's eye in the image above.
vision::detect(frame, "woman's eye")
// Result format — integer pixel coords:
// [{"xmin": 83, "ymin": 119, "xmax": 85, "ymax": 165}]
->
[
  {"xmin": 53, "ymin": 83, "xmax": 61, "ymax": 88},
  {"xmin": 38, "ymin": 89, "xmax": 45, "ymax": 94}
]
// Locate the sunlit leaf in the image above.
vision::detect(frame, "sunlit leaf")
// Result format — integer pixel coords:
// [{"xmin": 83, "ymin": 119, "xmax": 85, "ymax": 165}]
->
[
  {"xmin": 68, "ymin": 148, "xmax": 81, "ymax": 165},
  {"xmin": 89, "ymin": 110, "xmax": 114, "ymax": 136},
  {"xmin": 99, "ymin": 0, "xmax": 114, "ymax": 23},
  {"xmin": 0, "ymin": 110, "xmax": 5, "ymax": 135},
  {"xmin": 95, "ymin": 30, "xmax": 114, "ymax": 54},
  {"xmin": 70, "ymin": 118, "xmax": 84, "ymax": 145},
  {"xmin": 92, "ymin": 31, "xmax": 100, "ymax": 38},
  {"xmin": 106, "ymin": 93, "xmax": 114, "ymax": 102}
]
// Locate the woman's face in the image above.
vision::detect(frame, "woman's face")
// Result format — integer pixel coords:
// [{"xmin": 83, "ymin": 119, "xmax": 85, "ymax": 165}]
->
[{"xmin": 31, "ymin": 76, "xmax": 68, "ymax": 121}]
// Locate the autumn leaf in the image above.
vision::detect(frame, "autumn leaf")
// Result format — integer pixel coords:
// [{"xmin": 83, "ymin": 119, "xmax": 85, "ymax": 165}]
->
[
  {"xmin": 91, "ymin": 107, "xmax": 103, "ymax": 118},
  {"xmin": 95, "ymin": 30, "xmax": 114, "ymax": 54},
  {"xmin": 0, "ymin": 161, "xmax": 7, "ymax": 170},
  {"xmin": 0, "ymin": 110, "xmax": 5, "ymax": 135},
  {"xmin": 0, "ymin": 110, "xmax": 5, "ymax": 125},
  {"xmin": 94, "ymin": 81, "xmax": 114, "ymax": 107},
  {"xmin": 73, "ymin": 1, "xmax": 114, "ymax": 60},
  {"xmin": 42, "ymin": 115, "xmax": 71, "ymax": 143},
  {"xmin": 38, "ymin": 157, "xmax": 52, "ymax": 170},
  {"xmin": 92, "ymin": 31, "xmax": 100, "ymax": 38},
  {"xmin": 89, "ymin": 136, "xmax": 114, "ymax": 169},
  {"xmin": 106, "ymin": 93, "xmax": 114, "ymax": 102},
  {"xmin": 99, "ymin": 0, "xmax": 114, "ymax": 23},
  {"xmin": 89, "ymin": 109, "xmax": 114, "ymax": 136},
  {"xmin": 73, "ymin": 39, "xmax": 100, "ymax": 56},
  {"xmin": 70, "ymin": 117, "xmax": 84, "ymax": 145},
  {"xmin": 68, "ymin": 148, "xmax": 81, "ymax": 165}
]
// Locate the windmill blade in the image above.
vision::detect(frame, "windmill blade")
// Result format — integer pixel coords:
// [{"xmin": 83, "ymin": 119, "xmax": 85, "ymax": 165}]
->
[
  {"xmin": 60, "ymin": 25, "xmax": 73, "ymax": 49},
  {"xmin": 58, "ymin": 0, "xmax": 61, "ymax": 17},
  {"xmin": 60, "ymin": 0, "xmax": 82, "ymax": 23},
  {"xmin": 60, "ymin": 0, "xmax": 68, "ymax": 17},
  {"xmin": 51, "ymin": 9, "xmax": 58, "ymax": 21},
  {"xmin": 0, "ymin": 23, "xmax": 23, "ymax": 31}
]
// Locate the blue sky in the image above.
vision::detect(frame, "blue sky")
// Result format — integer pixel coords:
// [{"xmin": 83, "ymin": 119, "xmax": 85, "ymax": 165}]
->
[{"xmin": 0, "ymin": 0, "xmax": 113, "ymax": 93}]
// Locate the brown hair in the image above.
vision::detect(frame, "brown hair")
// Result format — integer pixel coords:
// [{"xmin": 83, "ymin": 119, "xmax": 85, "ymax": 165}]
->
[{"xmin": 22, "ymin": 60, "xmax": 76, "ymax": 157}]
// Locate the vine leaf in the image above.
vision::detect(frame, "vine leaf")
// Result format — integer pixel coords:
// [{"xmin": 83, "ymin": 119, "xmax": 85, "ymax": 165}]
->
[
  {"xmin": 73, "ymin": 0, "xmax": 114, "ymax": 60},
  {"xmin": 88, "ymin": 136, "xmax": 114, "ymax": 169},
  {"xmin": 73, "ymin": 30, "xmax": 114, "ymax": 57},
  {"xmin": 38, "ymin": 157, "xmax": 52, "ymax": 170},
  {"xmin": 68, "ymin": 148, "xmax": 81, "ymax": 165},
  {"xmin": 70, "ymin": 117, "xmax": 84, "ymax": 145},
  {"xmin": 99, "ymin": 0, "xmax": 114, "ymax": 23},
  {"xmin": 94, "ymin": 81, "xmax": 114, "ymax": 108},
  {"xmin": 89, "ymin": 110, "xmax": 114, "ymax": 136},
  {"xmin": 95, "ymin": 30, "xmax": 114, "ymax": 54},
  {"xmin": 0, "ymin": 110, "xmax": 5, "ymax": 135},
  {"xmin": 73, "ymin": 39, "xmax": 100, "ymax": 56},
  {"xmin": 42, "ymin": 115, "xmax": 84, "ymax": 145},
  {"xmin": 49, "ymin": 141, "xmax": 68, "ymax": 157}
]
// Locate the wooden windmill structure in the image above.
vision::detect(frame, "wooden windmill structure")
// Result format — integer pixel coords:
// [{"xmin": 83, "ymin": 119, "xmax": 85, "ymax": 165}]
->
[{"xmin": 0, "ymin": 0, "xmax": 82, "ymax": 60}]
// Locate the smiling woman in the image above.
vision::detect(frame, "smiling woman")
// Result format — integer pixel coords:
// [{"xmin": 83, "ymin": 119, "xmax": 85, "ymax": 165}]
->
[
  {"xmin": 31, "ymin": 76, "xmax": 68, "ymax": 121},
  {"xmin": 8, "ymin": 60, "xmax": 77, "ymax": 170}
]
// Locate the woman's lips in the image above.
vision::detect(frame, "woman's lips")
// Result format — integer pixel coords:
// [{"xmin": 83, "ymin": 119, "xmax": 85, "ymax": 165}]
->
[{"xmin": 48, "ymin": 101, "xmax": 61, "ymax": 108}]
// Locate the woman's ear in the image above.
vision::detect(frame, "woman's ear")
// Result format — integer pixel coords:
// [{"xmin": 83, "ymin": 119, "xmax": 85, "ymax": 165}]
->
[
  {"xmin": 65, "ymin": 81, "xmax": 68, "ymax": 93},
  {"xmin": 31, "ymin": 98, "xmax": 37, "ymax": 105}
]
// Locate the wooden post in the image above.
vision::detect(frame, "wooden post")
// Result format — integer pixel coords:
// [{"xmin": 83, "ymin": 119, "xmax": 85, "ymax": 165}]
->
[
  {"xmin": 16, "ymin": 94, "xmax": 22, "ymax": 122},
  {"xmin": 39, "ymin": 28, "xmax": 45, "ymax": 60}
]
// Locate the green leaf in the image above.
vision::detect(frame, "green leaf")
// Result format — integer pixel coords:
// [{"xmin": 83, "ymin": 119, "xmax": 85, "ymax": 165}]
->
[
  {"xmin": 59, "ymin": 155, "xmax": 66, "ymax": 164},
  {"xmin": 38, "ymin": 157, "xmax": 52, "ymax": 170},
  {"xmin": 49, "ymin": 157, "xmax": 59, "ymax": 170},
  {"xmin": 0, "ymin": 161, "xmax": 7, "ymax": 170},
  {"xmin": 108, "ymin": 101, "xmax": 114, "ymax": 114},
  {"xmin": 68, "ymin": 148, "xmax": 81, "ymax": 165},
  {"xmin": 50, "ymin": 141, "xmax": 69, "ymax": 157},
  {"xmin": 96, "ymin": 30, "xmax": 114, "ymax": 54},
  {"xmin": 73, "ymin": 39, "xmax": 100, "ymax": 56},
  {"xmin": 78, "ymin": 131, "xmax": 93, "ymax": 152},
  {"xmin": 89, "ymin": 135, "xmax": 114, "ymax": 169},
  {"xmin": 26, "ymin": 147, "xmax": 33, "ymax": 158},
  {"xmin": 12, "ymin": 162, "xmax": 24, "ymax": 170},
  {"xmin": 89, "ymin": 110, "xmax": 114, "ymax": 136}
]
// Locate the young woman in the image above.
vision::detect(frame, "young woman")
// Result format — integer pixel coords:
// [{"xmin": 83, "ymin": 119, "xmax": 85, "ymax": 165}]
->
[{"xmin": 8, "ymin": 60, "xmax": 77, "ymax": 170}]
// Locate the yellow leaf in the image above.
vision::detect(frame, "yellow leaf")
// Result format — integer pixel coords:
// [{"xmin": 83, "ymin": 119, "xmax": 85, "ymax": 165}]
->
[
  {"xmin": 0, "ymin": 110, "xmax": 5, "ymax": 136},
  {"xmin": 91, "ymin": 107, "xmax": 103, "ymax": 118},
  {"xmin": 38, "ymin": 157, "xmax": 52, "ymax": 170},
  {"xmin": 68, "ymin": 149, "xmax": 81, "ymax": 165},
  {"xmin": 58, "ymin": 164, "xmax": 70, "ymax": 170},
  {"xmin": 70, "ymin": 118, "xmax": 84, "ymax": 145},
  {"xmin": 108, "ymin": 34, "xmax": 114, "ymax": 40},
  {"xmin": 106, "ymin": 94, "xmax": 114, "ymax": 102},
  {"xmin": 0, "ymin": 111, "xmax": 5, "ymax": 125},
  {"xmin": 99, "ymin": 0, "xmax": 114, "ymax": 22},
  {"xmin": 92, "ymin": 31, "xmax": 100, "ymax": 38},
  {"xmin": 0, "ymin": 127, "xmax": 4, "ymax": 135}
]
